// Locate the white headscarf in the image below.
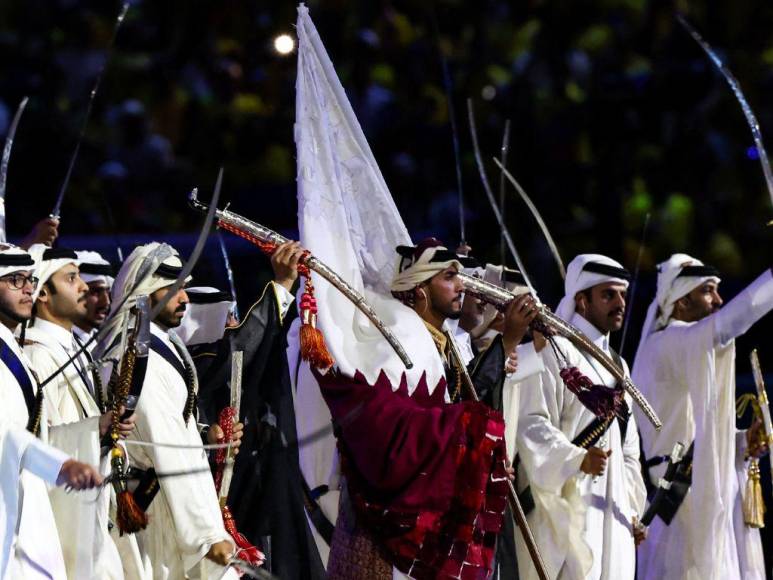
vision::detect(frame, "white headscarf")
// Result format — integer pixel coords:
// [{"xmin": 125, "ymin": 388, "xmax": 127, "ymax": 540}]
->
[
  {"xmin": 76, "ymin": 250, "xmax": 115, "ymax": 288},
  {"xmin": 634, "ymin": 253, "xmax": 721, "ymax": 364},
  {"xmin": 389, "ymin": 239, "xmax": 464, "ymax": 293},
  {"xmin": 94, "ymin": 242, "xmax": 190, "ymax": 361},
  {"xmin": 27, "ymin": 244, "xmax": 79, "ymax": 302},
  {"xmin": 554, "ymin": 253, "xmax": 631, "ymax": 321},
  {"xmin": 173, "ymin": 287, "xmax": 233, "ymax": 346},
  {"xmin": 0, "ymin": 244, "xmax": 35, "ymax": 278}
]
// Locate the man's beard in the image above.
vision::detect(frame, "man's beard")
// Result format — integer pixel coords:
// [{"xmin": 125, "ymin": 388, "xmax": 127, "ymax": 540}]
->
[
  {"xmin": 157, "ymin": 305, "xmax": 186, "ymax": 328},
  {"xmin": 0, "ymin": 297, "xmax": 30, "ymax": 325}
]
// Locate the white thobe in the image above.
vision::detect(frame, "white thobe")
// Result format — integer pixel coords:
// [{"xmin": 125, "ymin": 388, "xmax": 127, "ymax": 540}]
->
[
  {"xmin": 516, "ymin": 314, "xmax": 646, "ymax": 580},
  {"xmin": 633, "ymin": 269, "xmax": 773, "ymax": 580},
  {"xmin": 0, "ymin": 323, "xmax": 68, "ymax": 580},
  {"xmin": 126, "ymin": 323, "xmax": 236, "ymax": 580},
  {"xmin": 24, "ymin": 318, "xmax": 125, "ymax": 580}
]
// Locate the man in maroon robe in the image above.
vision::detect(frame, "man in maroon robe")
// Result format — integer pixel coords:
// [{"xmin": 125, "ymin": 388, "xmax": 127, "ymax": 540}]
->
[{"xmin": 318, "ymin": 238, "xmax": 538, "ymax": 579}]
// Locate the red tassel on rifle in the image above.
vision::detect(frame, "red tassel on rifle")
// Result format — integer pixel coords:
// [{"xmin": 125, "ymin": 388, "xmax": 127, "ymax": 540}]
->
[
  {"xmin": 298, "ymin": 277, "xmax": 335, "ymax": 369},
  {"xmin": 218, "ymin": 221, "xmax": 335, "ymax": 369}
]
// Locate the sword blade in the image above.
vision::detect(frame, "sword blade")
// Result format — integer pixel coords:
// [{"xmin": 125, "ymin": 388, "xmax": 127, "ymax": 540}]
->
[
  {"xmin": 0, "ymin": 96, "xmax": 29, "ymax": 242},
  {"xmin": 467, "ymin": 98, "xmax": 537, "ymax": 296},
  {"xmin": 51, "ymin": 2, "xmax": 130, "ymax": 220},
  {"xmin": 150, "ymin": 168, "xmax": 222, "ymax": 319}
]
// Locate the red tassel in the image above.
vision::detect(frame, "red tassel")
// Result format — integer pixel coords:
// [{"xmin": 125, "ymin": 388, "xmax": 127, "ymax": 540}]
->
[
  {"xmin": 116, "ymin": 489, "xmax": 149, "ymax": 535},
  {"xmin": 298, "ymin": 278, "xmax": 334, "ymax": 369},
  {"xmin": 218, "ymin": 222, "xmax": 336, "ymax": 369},
  {"xmin": 222, "ymin": 505, "xmax": 265, "ymax": 566}
]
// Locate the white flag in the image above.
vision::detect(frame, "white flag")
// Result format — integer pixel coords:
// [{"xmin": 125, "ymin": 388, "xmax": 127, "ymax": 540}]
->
[{"xmin": 294, "ymin": 3, "xmax": 444, "ymax": 392}]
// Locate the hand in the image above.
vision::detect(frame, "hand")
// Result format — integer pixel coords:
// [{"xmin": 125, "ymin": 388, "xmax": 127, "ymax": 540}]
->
[
  {"xmin": 271, "ymin": 241, "xmax": 304, "ymax": 291},
  {"xmin": 98, "ymin": 406, "xmax": 136, "ymax": 438},
  {"xmin": 505, "ymin": 349, "xmax": 518, "ymax": 374},
  {"xmin": 502, "ymin": 293, "xmax": 539, "ymax": 354},
  {"xmin": 632, "ymin": 517, "xmax": 647, "ymax": 547},
  {"xmin": 505, "ymin": 464, "xmax": 515, "ymax": 482},
  {"xmin": 56, "ymin": 459, "xmax": 103, "ymax": 489},
  {"xmin": 580, "ymin": 447, "xmax": 612, "ymax": 477},
  {"xmin": 205, "ymin": 539, "xmax": 235, "ymax": 566},
  {"xmin": 20, "ymin": 217, "xmax": 59, "ymax": 249},
  {"xmin": 208, "ymin": 421, "xmax": 244, "ymax": 456},
  {"xmin": 746, "ymin": 417, "xmax": 770, "ymax": 459}
]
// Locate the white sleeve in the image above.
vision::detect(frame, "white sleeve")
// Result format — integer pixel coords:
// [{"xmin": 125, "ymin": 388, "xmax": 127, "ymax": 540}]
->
[
  {"xmin": 713, "ymin": 269, "xmax": 773, "ymax": 347},
  {"xmin": 509, "ymin": 342, "xmax": 544, "ymax": 382},
  {"xmin": 21, "ymin": 434, "xmax": 69, "ymax": 485},
  {"xmin": 517, "ymin": 348, "xmax": 586, "ymax": 491}
]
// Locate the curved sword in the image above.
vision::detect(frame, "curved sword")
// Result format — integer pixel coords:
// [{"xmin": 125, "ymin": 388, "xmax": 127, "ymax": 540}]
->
[
  {"xmin": 149, "ymin": 167, "xmax": 221, "ymax": 319},
  {"xmin": 677, "ymin": 15, "xmax": 773, "ymax": 224},
  {"xmin": 0, "ymin": 97, "xmax": 29, "ymax": 242},
  {"xmin": 498, "ymin": 120, "xmax": 511, "ymax": 268},
  {"xmin": 493, "ymin": 157, "xmax": 566, "ymax": 280},
  {"xmin": 467, "ymin": 98, "xmax": 537, "ymax": 296},
  {"xmin": 50, "ymin": 2, "xmax": 130, "ymax": 220}
]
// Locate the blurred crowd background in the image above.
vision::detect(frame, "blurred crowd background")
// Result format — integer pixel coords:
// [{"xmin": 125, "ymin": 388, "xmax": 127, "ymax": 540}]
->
[{"xmin": 1, "ymin": 0, "xmax": 772, "ymax": 566}]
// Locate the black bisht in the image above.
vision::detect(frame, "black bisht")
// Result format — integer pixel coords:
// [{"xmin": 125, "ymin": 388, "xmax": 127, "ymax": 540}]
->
[{"xmin": 194, "ymin": 282, "xmax": 326, "ymax": 579}]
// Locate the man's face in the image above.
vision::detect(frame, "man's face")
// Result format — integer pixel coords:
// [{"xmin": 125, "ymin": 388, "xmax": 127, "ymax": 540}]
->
[
  {"xmin": 423, "ymin": 266, "xmax": 464, "ymax": 320},
  {"xmin": 576, "ymin": 281, "xmax": 628, "ymax": 334},
  {"xmin": 151, "ymin": 285, "xmax": 189, "ymax": 328},
  {"xmin": 39, "ymin": 264, "xmax": 88, "ymax": 322},
  {"xmin": 674, "ymin": 280, "xmax": 722, "ymax": 323},
  {"xmin": 0, "ymin": 270, "xmax": 35, "ymax": 326},
  {"xmin": 81, "ymin": 281, "xmax": 111, "ymax": 330}
]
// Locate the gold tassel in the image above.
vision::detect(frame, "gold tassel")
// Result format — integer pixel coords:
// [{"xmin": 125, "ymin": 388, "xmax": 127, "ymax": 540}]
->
[{"xmin": 743, "ymin": 458, "xmax": 765, "ymax": 528}]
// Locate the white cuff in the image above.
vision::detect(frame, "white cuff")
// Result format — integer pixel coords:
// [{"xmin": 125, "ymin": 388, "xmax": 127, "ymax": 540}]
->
[
  {"xmin": 271, "ymin": 282, "xmax": 295, "ymax": 322},
  {"xmin": 22, "ymin": 436, "xmax": 69, "ymax": 485}
]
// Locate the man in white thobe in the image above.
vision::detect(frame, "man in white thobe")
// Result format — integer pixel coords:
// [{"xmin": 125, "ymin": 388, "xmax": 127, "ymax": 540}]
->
[
  {"xmin": 633, "ymin": 254, "xmax": 773, "ymax": 580},
  {"xmin": 97, "ymin": 243, "xmax": 241, "ymax": 580},
  {"xmin": 0, "ymin": 244, "xmax": 103, "ymax": 580},
  {"xmin": 24, "ymin": 244, "xmax": 132, "ymax": 580},
  {"xmin": 73, "ymin": 250, "xmax": 114, "ymax": 349},
  {"xmin": 516, "ymin": 254, "xmax": 647, "ymax": 580}
]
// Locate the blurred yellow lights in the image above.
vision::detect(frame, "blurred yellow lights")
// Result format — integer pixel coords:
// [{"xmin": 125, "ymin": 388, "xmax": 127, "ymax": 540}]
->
[{"xmin": 274, "ymin": 34, "xmax": 295, "ymax": 55}]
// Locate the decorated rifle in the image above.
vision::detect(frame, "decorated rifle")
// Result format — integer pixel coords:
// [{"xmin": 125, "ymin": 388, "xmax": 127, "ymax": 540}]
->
[
  {"xmin": 457, "ymin": 271, "xmax": 663, "ymax": 430},
  {"xmin": 188, "ymin": 188, "xmax": 413, "ymax": 370}
]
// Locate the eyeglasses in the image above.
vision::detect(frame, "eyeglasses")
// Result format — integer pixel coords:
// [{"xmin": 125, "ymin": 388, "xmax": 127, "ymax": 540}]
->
[{"xmin": 0, "ymin": 273, "xmax": 39, "ymax": 290}]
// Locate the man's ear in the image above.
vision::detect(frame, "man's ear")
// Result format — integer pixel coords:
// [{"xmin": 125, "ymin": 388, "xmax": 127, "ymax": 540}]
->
[
  {"xmin": 574, "ymin": 292, "xmax": 587, "ymax": 315},
  {"xmin": 36, "ymin": 285, "xmax": 49, "ymax": 304},
  {"xmin": 673, "ymin": 295, "xmax": 690, "ymax": 318}
]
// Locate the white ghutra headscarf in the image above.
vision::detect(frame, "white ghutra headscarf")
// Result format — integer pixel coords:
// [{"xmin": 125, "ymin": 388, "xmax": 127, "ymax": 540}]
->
[
  {"xmin": 554, "ymin": 253, "xmax": 631, "ymax": 321},
  {"xmin": 94, "ymin": 242, "xmax": 190, "ymax": 362}
]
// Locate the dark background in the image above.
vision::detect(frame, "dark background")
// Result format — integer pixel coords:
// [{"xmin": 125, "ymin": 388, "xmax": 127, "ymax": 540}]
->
[{"xmin": 0, "ymin": 0, "xmax": 771, "ymax": 572}]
